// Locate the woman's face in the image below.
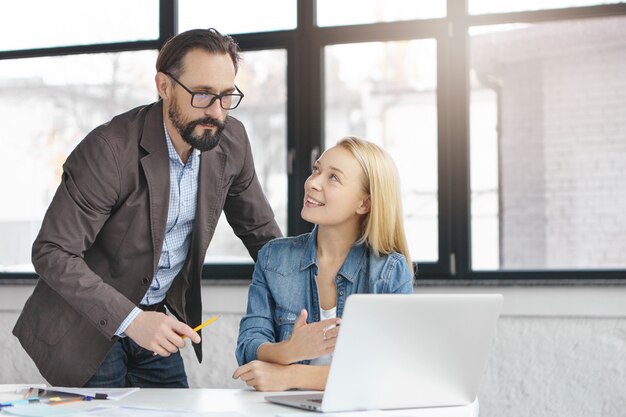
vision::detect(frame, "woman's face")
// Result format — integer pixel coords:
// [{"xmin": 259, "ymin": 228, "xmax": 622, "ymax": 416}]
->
[{"xmin": 301, "ymin": 145, "xmax": 370, "ymax": 228}]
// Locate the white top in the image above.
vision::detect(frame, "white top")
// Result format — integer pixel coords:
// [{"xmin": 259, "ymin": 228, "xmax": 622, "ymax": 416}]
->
[{"xmin": 308, "ymin": 306, "xmax": 336, "ymax": 366}]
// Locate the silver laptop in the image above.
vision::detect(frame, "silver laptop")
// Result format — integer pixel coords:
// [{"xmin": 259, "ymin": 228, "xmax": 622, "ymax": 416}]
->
[{"xmin": 265, "ymin": 293, "xmax": 502, "ymax": 413}]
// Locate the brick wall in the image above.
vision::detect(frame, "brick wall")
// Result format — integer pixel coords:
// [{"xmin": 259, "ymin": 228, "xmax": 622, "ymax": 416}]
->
[{"xmin": 472, "ymin": 16, "xmax": 626, "ymax": 269}]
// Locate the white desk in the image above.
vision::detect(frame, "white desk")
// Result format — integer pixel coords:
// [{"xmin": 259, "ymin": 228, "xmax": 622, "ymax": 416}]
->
[
  {"xmin": 101, "ymin": 389, "xmax": 477, "ymax": 416},
  {"xmin": 1, "ymin": 388, "xmax": 479, "ymax": 417}
]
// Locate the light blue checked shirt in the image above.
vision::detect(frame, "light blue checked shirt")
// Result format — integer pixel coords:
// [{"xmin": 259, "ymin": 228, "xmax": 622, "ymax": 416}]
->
[{"xmin": 115, "ymin": 124, "xmax": 201, "ymax": 336}]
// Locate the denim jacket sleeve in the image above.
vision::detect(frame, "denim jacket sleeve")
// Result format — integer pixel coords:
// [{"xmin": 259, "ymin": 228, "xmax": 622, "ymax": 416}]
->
[
  {"xmin": 386, "ymin": 253, "xmax": 414, "ymax": 294},
  {"xmin": 235, "ymin": 244, "xmax": 276, "ymax": 365}
]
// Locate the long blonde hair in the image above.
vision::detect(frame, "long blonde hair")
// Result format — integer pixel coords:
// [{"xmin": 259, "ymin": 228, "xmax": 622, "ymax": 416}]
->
[{"xmin": 337, "ymin": 136, "xmax": 414, "ymax": 274}]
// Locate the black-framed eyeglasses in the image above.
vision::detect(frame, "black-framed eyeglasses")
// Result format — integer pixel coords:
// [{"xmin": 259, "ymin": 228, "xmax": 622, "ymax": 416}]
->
[{"xmin": 164, "ymin": 72, "xmax": 244, "ymax": 110}]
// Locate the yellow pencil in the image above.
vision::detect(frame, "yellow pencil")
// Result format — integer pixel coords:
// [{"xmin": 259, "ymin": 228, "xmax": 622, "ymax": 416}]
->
[{"xmin": 183, "ymin": 316, "xmax": 219, "ymax": 339}]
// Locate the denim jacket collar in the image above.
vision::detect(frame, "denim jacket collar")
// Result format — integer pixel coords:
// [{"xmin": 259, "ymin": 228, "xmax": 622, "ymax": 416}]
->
[
  {"xmin": 299, "ymin": 225, "xmax": 368, "ymax": 283},
  {"xmin": 236, "ymin": 227, "xmax": 414, "ymax": 366}
]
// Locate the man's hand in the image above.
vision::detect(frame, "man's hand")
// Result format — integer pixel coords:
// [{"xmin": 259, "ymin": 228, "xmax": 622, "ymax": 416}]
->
[{"xmin": 124, "ymin": 311, "xmax": 201, "ymax": 356}]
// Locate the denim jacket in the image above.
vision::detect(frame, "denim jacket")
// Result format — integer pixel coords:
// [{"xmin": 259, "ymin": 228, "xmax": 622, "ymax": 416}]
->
[{"xmin": 236, "ymin": 226, "xmax": 414, "ymax": 365}]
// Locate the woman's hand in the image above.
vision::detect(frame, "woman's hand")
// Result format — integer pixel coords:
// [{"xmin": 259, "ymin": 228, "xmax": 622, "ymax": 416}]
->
[
  {"xmin": 232, "ymin": 360, "xmax": 294, "ymax": 391},
  {"xmin": 256, "ymin": 308, "xmax": 341, "ymax": 365},
  {"xmin": 285, "ymin": 309, "xmax": 341, "ymax": 363},
  {"xmin": 232, "ymin": 361, "xmax": 331, "ymax": 392}
]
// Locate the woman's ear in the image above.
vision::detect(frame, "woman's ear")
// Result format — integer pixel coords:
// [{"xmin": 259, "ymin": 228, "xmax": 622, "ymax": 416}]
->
[{"xmin": 356, "ymin": 196, "xmax": 371, "ymax": 215}]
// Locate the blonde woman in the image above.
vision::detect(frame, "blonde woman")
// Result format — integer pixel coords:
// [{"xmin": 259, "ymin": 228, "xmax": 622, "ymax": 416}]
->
[{"xmin": 233, "ymin": 137, "xmax": 414, "ymax": 391}]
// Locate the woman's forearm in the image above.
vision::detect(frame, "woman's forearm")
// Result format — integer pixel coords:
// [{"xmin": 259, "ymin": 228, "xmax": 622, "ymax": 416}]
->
[
  {"xmin": 286, "ymin": 365, "xmax": 330, "ymax": 390},
  {"xmin": 232, "ymin": 360, "xmax": 330, "ymax": 392},
  {"xmin": 257, "ymin": 340, "xmax": 297, "ymax": 365}
]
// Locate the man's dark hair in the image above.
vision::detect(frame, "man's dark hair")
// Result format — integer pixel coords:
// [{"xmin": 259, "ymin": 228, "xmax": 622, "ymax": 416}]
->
[{"xmin": 156, "ymin": 28, "xmax": 241, "ymax": 77}]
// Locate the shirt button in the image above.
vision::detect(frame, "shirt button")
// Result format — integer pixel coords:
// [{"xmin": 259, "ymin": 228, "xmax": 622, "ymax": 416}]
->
[
  {"xmin": 99, "ymin": 319, "xmax": 107, "ymax": 327},
  {"xmin": 339, "ymin": 290, "xmax": 344, "ymax": 296}
]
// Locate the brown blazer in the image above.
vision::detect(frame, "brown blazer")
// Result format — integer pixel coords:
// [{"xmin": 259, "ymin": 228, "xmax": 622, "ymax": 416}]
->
[{"xmin": 13, "ymin": 101, "xmax": 281, "ymax": 387}]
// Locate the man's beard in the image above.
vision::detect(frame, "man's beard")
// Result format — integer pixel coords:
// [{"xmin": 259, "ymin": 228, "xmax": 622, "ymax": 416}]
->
[{"xmin": 168, "ymin": 98, "xmax": 227, "ymax": 152}]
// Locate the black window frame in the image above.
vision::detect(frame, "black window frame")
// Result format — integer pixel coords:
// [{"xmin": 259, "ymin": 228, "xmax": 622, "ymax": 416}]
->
[{"xmin": 1, "ymin": 0, "xmax": 625, "ymax": 282}]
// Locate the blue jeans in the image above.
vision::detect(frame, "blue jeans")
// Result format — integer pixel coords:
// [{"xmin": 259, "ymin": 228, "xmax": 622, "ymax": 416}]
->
[{"xmin": 84, "ymin": 337, "xmax": 189, "ymax": 388}]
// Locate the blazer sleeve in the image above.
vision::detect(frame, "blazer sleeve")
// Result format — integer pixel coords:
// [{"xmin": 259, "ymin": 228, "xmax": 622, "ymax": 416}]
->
[
  {"xmin": 222, "ymin": 123, "xmax": 282, "ymax": 261},
  {"xmin": 31, "ymin": 132, "xmax": 136, "ymax": 339}
]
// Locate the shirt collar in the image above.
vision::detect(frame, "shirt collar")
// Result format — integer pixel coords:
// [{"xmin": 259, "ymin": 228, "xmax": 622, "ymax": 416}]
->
[
  {"xmin": 163, "ymin": 122, "xmax": 201, "ymax": 165},
  {"xmin": 300, "ymin": 225, "xmax": 368, "ymax": 283}
]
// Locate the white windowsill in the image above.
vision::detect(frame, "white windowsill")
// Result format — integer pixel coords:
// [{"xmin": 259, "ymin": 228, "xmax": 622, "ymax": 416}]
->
[{"xmin": 3, "ymin": 283, "xmax": 624, "ymax": 318}]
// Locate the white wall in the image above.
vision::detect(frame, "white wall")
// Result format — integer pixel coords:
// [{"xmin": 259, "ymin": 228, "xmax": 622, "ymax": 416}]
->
[{"xmin": 1, "ymin": 283, "xmax": 625, "ymax": 417}]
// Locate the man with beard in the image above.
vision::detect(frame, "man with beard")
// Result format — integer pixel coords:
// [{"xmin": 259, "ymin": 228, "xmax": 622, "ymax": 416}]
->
[{"xmin": 13, "ymin": 28, "xmax": 282, "ymax": 388}]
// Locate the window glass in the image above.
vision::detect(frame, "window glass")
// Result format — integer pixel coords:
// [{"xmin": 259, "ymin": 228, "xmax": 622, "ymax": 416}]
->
[
  {"xmin": 0, "ymin": 51, "xmax": 157, "ymax": 272},
  {"xmin": 317, "ymin": 0, "xmax": 445, "ymax": 27},
  {"xmin": 0, "ymin": 0, "xmax": 158, "ymax": 51},
  {"xmin": 469, "ymin": 16, "xmax": 626, "ymax": 270},
  {"xmin": 324, "ymin": 40, "xmax": 438, "ymax": 263},
  {"xmin": 178, "ymin": 0, "xmax": 297, "ymax": 35},
  {"xmin": 204, "ymin": 49, "xmax": 288, "ymax": 264},
  {"xmin": 469, "ymin": 0, "xmax": 624, "ymax": 15}
]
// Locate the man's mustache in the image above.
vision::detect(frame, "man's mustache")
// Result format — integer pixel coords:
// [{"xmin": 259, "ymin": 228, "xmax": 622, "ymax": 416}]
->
[{"xmin": 190, "ymin": 117, "xmax": 225, "ymax": 130}]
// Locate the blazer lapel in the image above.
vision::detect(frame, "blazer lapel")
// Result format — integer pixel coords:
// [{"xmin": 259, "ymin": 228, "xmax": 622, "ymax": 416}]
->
[
  {"xmin": 139, "ymin": 101, "xmax": 170, "ymax": 272},
  {"xmin": 192, "ymin": 145, "xmax": 227, "ymax": 263}
]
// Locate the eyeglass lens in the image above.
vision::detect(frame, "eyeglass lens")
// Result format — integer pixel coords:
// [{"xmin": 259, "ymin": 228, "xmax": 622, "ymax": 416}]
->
[{"xmin": 192, "ymin": 92, "xmax": 242, "ymax": 110}]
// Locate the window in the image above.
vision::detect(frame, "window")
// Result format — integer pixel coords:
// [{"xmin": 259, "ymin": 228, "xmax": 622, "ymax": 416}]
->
[
  {"xmin": 469, "ymin": 0, "xmax": 623, "ymax": 15},
  {"xmin": 469, "ymin": 16, "xmax": 626, "ymax": 271},
  {"xmin": 204, "ymin": 49, "xmax": 288, "ymax": 264},
  {"xmin": 324, "ymin": 40, "xmax": 439, "ymax": 262},
  {"xmin": 0, "ymin": 0, "xmax": 159, "ymax": 50},
  {"xmin": 0, "ymin": 52, "xmax": 157, "ymax": 273},
  {"xmin": 2, "ymin": 0, "xmax": 626, "ymax": 281},
  {"xmin": 317, "ymin": 0, "xmax": 446, "ymax": 26},
  {"xmin": 178, "ymin": 0, "xmax": 297, "ymax": 34}
]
